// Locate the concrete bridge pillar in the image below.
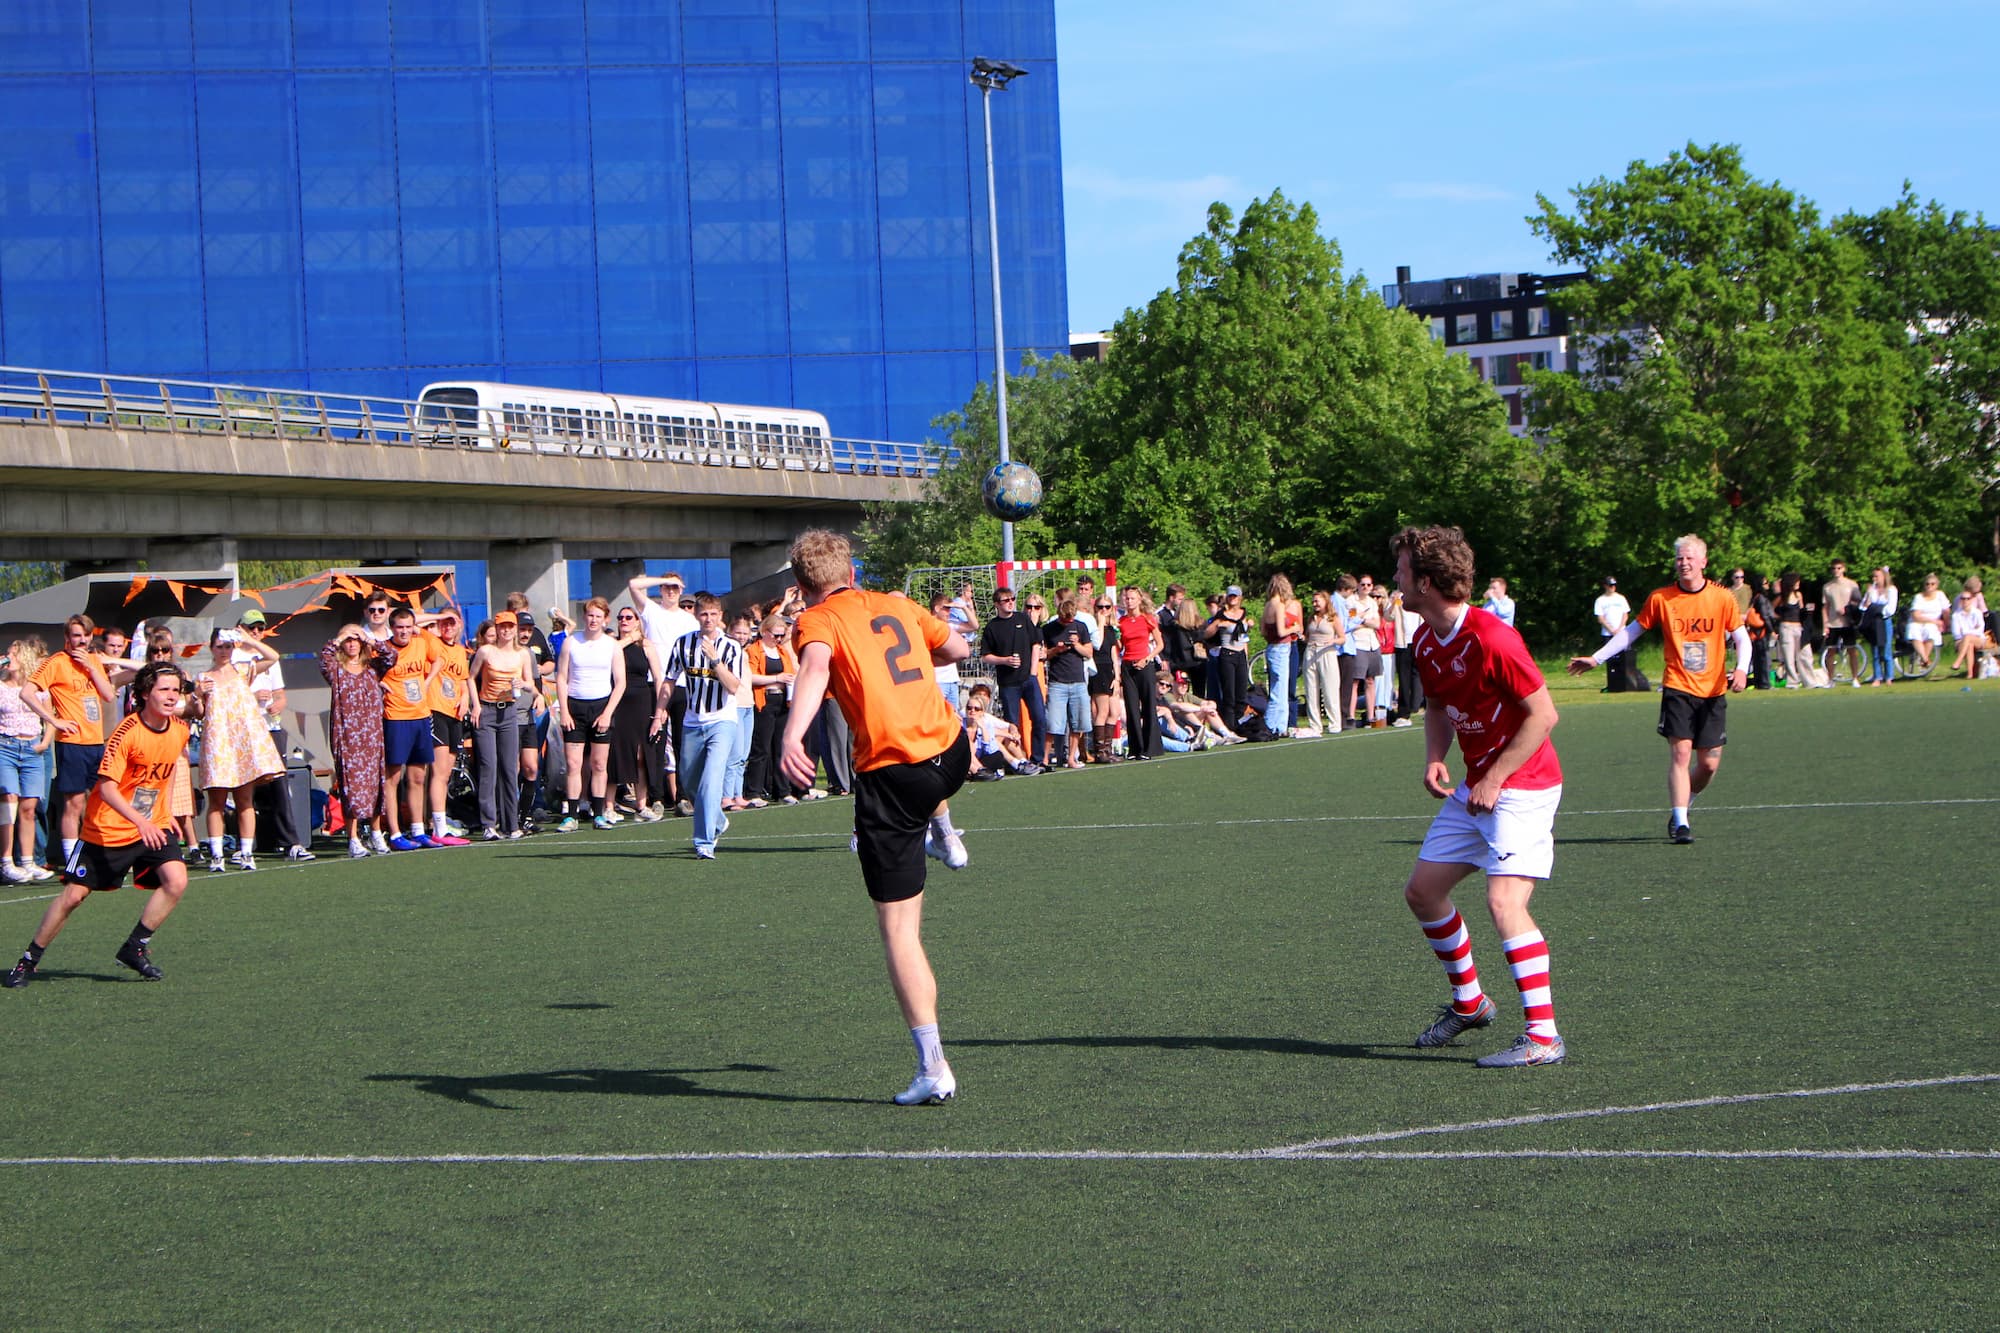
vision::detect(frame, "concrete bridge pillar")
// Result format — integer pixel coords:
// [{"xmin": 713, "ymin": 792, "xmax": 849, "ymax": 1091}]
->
[
  {"xmin": 729, "ymin": 541, "xmax": 794, "ymax": 603},
  {"xmin": 486, "ymin": 540, "xmax": 569, "ymax": 620},
  {"xmin": 145, "ymin": 535, "xmax": 240, "ymax": 585},
  {"xmin": 590, "ymin": 558, "xmax": 646, "ymax": 609}
]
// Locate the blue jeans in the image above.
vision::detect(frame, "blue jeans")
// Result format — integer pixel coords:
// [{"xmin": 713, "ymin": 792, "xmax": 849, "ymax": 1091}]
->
[
  {"xmin": 998, "ymin": 678, "xmax": 1049, "ymax": 765},
  {"xmin": 724, "ymin": 704, "xmax": 753, "ymax": 800},
  {"xmin": 679, "ymin": 716, "xmax": 737, "ymax": 853},
  {"xmin": 1264, "ymin": 644, "xmax": 1293, "ymax": 734},
  {"xmin": 1869, "ymin": 617, "xmax": 1895, "ymax": 681},
  {"xmin": 0, "ymin": 735, "xmax": 48, "ymax": 798}
]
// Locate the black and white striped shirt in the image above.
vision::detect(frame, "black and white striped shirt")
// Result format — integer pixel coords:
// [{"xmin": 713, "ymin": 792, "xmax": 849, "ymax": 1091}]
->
[{"xmin": 665, "ymin": 631, "xmax": 746, "ymax": 723}]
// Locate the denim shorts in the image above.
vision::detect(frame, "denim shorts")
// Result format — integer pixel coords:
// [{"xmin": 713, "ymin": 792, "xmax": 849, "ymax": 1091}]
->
[
  {"xmin": 0, "ymin": 735, "xmax": 48, "ymax": 798},
  {"xmin": 1048, "ymin": 680, "xmax": 1090, "ymax": 732}
]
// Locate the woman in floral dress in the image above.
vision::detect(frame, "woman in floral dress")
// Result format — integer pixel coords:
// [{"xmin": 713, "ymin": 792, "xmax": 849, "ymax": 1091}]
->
[
  {"xmin": 197, "ymin": 627, "xmax": 284, "ymax": 871},
  {"xmin": 320, "ymin": 624, "xmax": 394, "ymax": 858}
]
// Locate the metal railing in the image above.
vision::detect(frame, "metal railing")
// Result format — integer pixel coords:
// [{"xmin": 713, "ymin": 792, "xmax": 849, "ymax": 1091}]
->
[{"xmin": 0, "ymin": 365, "xmax": 945, "ymax": 480}]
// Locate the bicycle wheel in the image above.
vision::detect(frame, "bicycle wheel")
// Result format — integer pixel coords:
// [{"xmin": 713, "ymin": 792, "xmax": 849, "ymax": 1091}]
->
[
  {"xmin": 1822, "ymin": 643, "xmax": 1865, "ymax": 685},
  {"xmin": 1896, "ymin": 639, "xmax": 1936, "ymax": 681}
]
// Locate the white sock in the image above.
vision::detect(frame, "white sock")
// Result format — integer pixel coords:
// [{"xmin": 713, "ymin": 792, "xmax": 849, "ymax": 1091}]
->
[
  {"xmin": 1672, "ymin": 805, "xmax": 1689, "ymax": 826},
  {"xmin": 910, "ymin": 1023, "xmax": 945, "ymax": 1074},
  {"xmin": 930, "ymin": 811, "xmax": 956, "ymax": 839},
  {"xmin": 431, "ymin": 812, "xmax": 448, "ymax": 838},
  {"xmin": 61, "ymin": 837, "xmax": 79, "ymax": 863},
  {"xmin": 208, "ymin": 836, "xmax": 224, "ymax": 859}
]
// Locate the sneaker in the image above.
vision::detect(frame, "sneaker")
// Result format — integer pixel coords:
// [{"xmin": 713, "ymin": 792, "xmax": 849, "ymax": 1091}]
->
[
  {"xmin": 1392, "ymin": 717, "xmax": 1413, "ymax": 728},
  {"xmin": 482, "ymin": 827, "xmax": 502, "ymax": 842},
  {"xmin": 849, "ymin": 831, "xmax": 859, "ymax": 854},
  {"xmin": 285, "ymin": 845, "xmax": 318, "ymax": 863},
  {"xmin": 0, "ymin": 863, "xmax": 28, "ymax": 884},
  {"xmin": 369, "ymin": 830, "xmax": 392, "ymax": 855},
  {"xmin": 2, "ymin": 955, "xmax": 36, "ymax": 988},
  {"xmin": 348, "ymin": 839, "xmax": 370, "ymax": 859},
  {"xmin": 409, "ymin": 833, "xmax": 438, "ymax": 849},
  {"xmin": 634, "ymin": 807, "xmax": 664, "ymax": 824},
  {"xmin": 230, "ymin": 852, "xmax": 257, "ymax": 872},
  {"xmin": 388, "ymin": 834, "xmax": 422, "ymax": 852},
  {"xmin": 602, "ymin": 810, "xmax": 625, "ymax": 825},
  {"xmin": 26, "ymin": 864, "xmax": 54, "ymax": 881},
  {"xmin": 114, "ymin": 938, "xmax": 163, "ymax": 981},
  {"xmin": 1415, "ymin": 996, "xmax": 1498, "ymax": 1048},
  {"xmin": 802, "ymin": 789, "xmax": 826, "ymax": 802},
  {"xmin": 1669, "ymin": 821, "xmax": 1694, "ymax": 845},
  {"xmin": 893, "ymin": 1065, "xmax": 957, "ymax": 1106},
  {"xmin": 675, "ymin": 799, "xmax": 695, "ymax": 817},
  {"xmin": 781, "ymin": 795, "xmax": 800, "ymax": 806},
  {"xmin": 520, "ymin": 817, "xmax": 539, "ymax": 836},
  {"xmin": 555, "ymin": 817, "xmax": 580, "ymax": 834},
  {"xmin": 431, "ymin": 833, "xmax": 471, "ymax": 847},
  {"xmin": 1475, "ymin": 1033, "xmax": 1567, "ymax": 1068},
  {"xmin": 508, "ymin": 829, "xmax": 524, "ymax": 841},
  {"xmin": 207, "ymin": 857, "xmax": 229, "ymax": 873},
  {"xmin": 925, "ymin": 829, "xmax": 969, "ymax": 870},
  {"xmin": 744, "ymin": 798, "xmax": 768, "ymax": 810},
  {"xmin": 442, "ymin": 821, "xmax": 469, "ymax": 838},
  {"xmin": 592, "ymin": 815, "xmax": 615, "ymax": 831},
  {"xmin": 694, "ymin": 846, "xmax": 716, "ymax": 861}
]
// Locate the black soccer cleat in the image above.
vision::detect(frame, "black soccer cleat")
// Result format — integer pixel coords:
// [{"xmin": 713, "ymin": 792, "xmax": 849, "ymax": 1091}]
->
[
  {"xmin": 114, "ymin": 939, "xmax": 163, "ymax": 981},
  {"xmin": 2, "ymin": 956, "xmax": 36, "ymax": 989},
  {"xmin": 1669, "ymin": 820, "xmax": 1694, "ymax": 845}
]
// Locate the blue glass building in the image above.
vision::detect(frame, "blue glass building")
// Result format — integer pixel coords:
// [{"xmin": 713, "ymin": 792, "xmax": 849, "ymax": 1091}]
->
[{"xmin": 0, "ymin": 1, "xmax": 1067, "ymax": 443}]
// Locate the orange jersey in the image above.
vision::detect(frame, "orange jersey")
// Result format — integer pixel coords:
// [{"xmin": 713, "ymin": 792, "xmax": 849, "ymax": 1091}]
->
[
  {"xmin": 381, "ymin": 633, "xmax": 441, "ymax": 721},
  {"xmin": 1638, "ymin": 580, "xmax": 1744, "ymax": 698},
  {"xmin": 32, "ymin": 652, "xmax": 113, "ymax": 746},
  {"xmin": 83, "ymin": 713, "xmax": 190, "ymax": 847},
  {"xmin": 425, "ymin": 635, "xmax": 470, "ymax": 716},
  {"xmin": 793, "ymin": 589, "xmax": 959, "ymax": 772}
]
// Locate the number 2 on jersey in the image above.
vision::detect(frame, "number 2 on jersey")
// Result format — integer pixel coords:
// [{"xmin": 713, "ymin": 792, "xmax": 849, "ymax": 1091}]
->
[{"xmin": 871, "ymin": 615, "xmax": 925, "ymax": 685}]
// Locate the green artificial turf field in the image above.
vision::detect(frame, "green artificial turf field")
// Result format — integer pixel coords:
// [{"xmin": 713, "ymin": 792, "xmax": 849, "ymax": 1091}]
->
[{"xmin": 2, "ymin": 682, "xmax": 1994, "ymax": 1328}]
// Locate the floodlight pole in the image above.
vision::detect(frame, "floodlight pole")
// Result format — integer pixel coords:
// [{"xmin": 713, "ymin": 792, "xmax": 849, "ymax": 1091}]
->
[{"xmin": 972, "ymin": 57, "xmax": 1026, "ymax": 566}]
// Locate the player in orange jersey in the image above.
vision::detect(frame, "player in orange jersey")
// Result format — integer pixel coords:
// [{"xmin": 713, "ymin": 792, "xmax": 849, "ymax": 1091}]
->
[
  {"xmin": 4, "ymin": 663, "xmax": 196, "ymax": 987},
  {"xmin": 779, "ymin": 529, "xmax": 972, "ymax": 1105},
  {"xmin": 1570, "ymin": 534, "xmax": 1750, "ymax": 844}
]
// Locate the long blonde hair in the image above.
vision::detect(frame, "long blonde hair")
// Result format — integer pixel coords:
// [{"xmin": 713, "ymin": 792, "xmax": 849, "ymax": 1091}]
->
[{"xmin": 6, "ymin": 636, "xmax": 48, "ymax": 684}]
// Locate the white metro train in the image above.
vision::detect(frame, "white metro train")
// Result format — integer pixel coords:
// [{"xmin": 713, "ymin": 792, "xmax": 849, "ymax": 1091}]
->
[{"xmin": 414, "ymin": 380, "xmax": 834, "ymax": 471}]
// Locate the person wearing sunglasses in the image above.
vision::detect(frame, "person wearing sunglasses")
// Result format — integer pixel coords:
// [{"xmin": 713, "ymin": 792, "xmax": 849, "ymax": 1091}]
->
[{"xmin": 978, "ymin": 586, "xmax": 1048, "ymax": 771}]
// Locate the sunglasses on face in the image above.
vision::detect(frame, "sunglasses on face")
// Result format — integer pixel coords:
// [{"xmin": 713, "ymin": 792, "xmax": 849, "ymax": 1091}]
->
[{"xmin": 1027, "ymin": 603, "xmax": 1044, "ymax": 610}]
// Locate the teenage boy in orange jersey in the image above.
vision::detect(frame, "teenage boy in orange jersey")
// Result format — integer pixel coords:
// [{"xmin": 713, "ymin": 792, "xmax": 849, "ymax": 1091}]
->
[
  {"xmin": 1570, "ymin": 533, "xmax": 1750, "ymax": 844},
  {"xmin": 5, "ymin": 663, "xmax": 196, "ymax": 987},
  {"xmin": 779, "ymin": 529, "xmax": 972, "ymax": 1105}
]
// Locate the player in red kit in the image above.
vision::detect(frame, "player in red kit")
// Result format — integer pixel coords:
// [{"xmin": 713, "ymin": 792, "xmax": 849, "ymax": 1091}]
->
[{"xmin": 1391, "ymin": 526, "xmax": 1568, "ymax": 1068}]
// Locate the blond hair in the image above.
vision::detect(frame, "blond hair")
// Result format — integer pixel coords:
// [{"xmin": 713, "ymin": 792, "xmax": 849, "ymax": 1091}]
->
[
  {"xmin": 788, "ymin": 528, "xmax": 853, "ymax": 595},
  {"xmin": 6, "ymin": 636, "xmax": 48, "ymax": 682}
]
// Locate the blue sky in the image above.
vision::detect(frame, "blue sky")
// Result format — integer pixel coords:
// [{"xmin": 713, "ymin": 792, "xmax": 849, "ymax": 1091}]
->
[{"xmin": 1054, "ymin": 1, "xmax": 2000, "ymax": 334}]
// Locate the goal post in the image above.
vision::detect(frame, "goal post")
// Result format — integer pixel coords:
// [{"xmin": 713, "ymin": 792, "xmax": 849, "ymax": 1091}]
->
[{"xmin": 901, "ymin": 558, "xmax": 1117, "ymax": 690}]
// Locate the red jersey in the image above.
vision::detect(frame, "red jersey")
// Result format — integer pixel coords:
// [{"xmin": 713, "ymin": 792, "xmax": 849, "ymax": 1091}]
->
[{"xmin": 1410, "ymin": 605, "xmax": 1561, "ymax": 790}]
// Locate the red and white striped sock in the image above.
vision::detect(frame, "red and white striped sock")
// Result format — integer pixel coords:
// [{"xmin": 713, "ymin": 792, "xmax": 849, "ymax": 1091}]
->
[
  {"xmin": 1502, "ymin": 929, "xmax": 1558, "ymax": 1043},
  {"xmin": 1419, "ymin": 910, "xmax": 1485, "ymax": 1013}
]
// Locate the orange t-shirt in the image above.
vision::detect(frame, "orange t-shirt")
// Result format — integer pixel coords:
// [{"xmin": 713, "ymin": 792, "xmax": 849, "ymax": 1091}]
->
[
  {"xmin": 1638, "ymin": 580, "xmax": 1744, "ymax": 698},
  {"xmin": 793, "ymin": 589, "xmax": 959, "ymax": 772},
  {"xmin": 381, "ymin": 633, "xmax": 442, "ymax": 721},
  {"xmin": 83, "ymin": 713, "xmax": 190, "ymax": 847},
  {"xmin": 32, "ymin": 652, "xmax": 112, "ymax": 746},
  {"xmin": 425, "ymin": 635, "xmax": 470, "ymax": 717}
]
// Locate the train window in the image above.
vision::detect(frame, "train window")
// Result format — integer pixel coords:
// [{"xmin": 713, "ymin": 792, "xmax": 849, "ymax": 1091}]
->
[
  {"xmin": 531, "ymin": 405, "xmax": 550, "ymax": 437},
  {"xmin": 637, "ymin": 413, "xmax": 656, "ymax": 448},
  {"xmin": 565, "ymin": 408, "xmax": 584, "ymax": 440},
  {"xmin": 417, "ymin": 387, "xmax": 478, "ymax": 429}
]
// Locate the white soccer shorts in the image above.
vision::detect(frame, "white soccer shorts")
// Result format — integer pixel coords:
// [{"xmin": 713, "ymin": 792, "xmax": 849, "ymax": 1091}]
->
[{"xmin": 1416, "ymin": 783, "xmax": 1562, "ymax": 880}]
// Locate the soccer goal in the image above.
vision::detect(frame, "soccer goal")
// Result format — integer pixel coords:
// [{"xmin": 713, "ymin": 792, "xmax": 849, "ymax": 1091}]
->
[{"xmin": 902, "ymin": 558, "xmax": 1119, "ymax": 691}]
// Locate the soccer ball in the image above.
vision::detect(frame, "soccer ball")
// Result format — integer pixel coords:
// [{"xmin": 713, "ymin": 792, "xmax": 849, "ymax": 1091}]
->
[{"xmin": 980, "ymin": 461, "xmax": 1043, "ymax": 522}]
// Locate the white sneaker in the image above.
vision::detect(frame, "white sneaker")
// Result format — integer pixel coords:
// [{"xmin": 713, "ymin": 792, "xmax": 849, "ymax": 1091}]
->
[
  {"xmin": 893, "ymin": 1065, "xmax": 957, "ymax": 1106},
  {"xmin": 369, "ymin": 830, "xmax": 391, "ymax": 855},
  {"xmin": 482, "ymin": 827, "xmax": 501, "ymax": 842},
  {"xmin": 348, "ymin": 839, "xmax": 370, "ymax": 860},
  {"xmin": 285, "ymin": 845, "xmax": 317, "ymax": 863},
  {"xmin": 0, "ymin": 863, "xmax": 28, "ymax": 884},
  {"xmin": 27, "ymin": 864, "xmax": 53, "ymax": 881},
  {"xmin": 230, "ymin": 852, "xmax": 258, "ymax": 872},
  {"xmin": 849, "ymin": 831, "xmax": 859, "ymax": 854},
  {"xmin": 925, "ymin": 828, "xmax": 969, "ymax": 870}
]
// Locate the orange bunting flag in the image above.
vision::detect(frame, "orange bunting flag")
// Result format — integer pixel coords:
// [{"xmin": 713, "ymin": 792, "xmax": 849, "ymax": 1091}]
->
[
  {"xmin": 123, "ymin": 574, "xmax": 149, "ymax": 606},
  {"xmin": 166, "ymin": 580, "xmax": 188, "ymax": 608},
  {"xmin": 239, "ymin": 587, "xmax": 266, "ymax": 607}
]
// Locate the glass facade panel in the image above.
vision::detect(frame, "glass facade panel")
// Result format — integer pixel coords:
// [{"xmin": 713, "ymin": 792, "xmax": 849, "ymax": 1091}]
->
[
  {"xmin": 869, "ymin": 0, "xmax": 959, "ymax": 61},
  {"xmin": 192, "ymin": 0, "xmax": 291, "ymax": 68},
  {"xmin": 198, "ymin": 75, "xmax": 305, "ymax": 370},
  {"xmin": 298, "ymin": 73, "xmax": 404, "ymax": 370},
  {"xmin": 492, "ymin": 0, "xmax": 586, "ymax": 65},
  {"xmin": 0, "ymin": 79, "xmax": 104, "ymax": 367},
  {"xmin": 93, "ymin": 0, "xmax": 193, "ymax": 71},
  {"xmin": 396, "ymin": 72, "xmax": 501, "ymax": 367},
  {"xmin": 393, "ymin": 0, "xmax": 487, "ymax": 67},
  {"xmin": 778, "ymin": 0, "xmax": 869, "ymax": 62},
  {"xmin": 782, "ymin": 64, "xmax": 882, "ymax": 355},
  {"xmin": 885, "ymin": 351, "xmax": 976, "ymax": 443},
  {"xmin": 963, "ymin": 0, "xmax": 1058, "ymax": 61},
  {"xmin": 793, "ymin": 354, "xmax": 887, "ymax": 441},
  {"xmin": 590, "ymin": 68, "xmax": 695, "ymax": 362},
  {"xmin": 97, "ymin": 76, "xmax": 206, "ymax": 371},
  {"xmin": 494, "ymin": 72, "xmax": 600, "ymax": 365},
  {"xmin": 683, "ymin": 0, "xmax": 776, "ymax": 63},
  {"xmin": 586, "ymin": 0, "xmax": 683, "ymax": 64},
  {"xmin": 1, "ymin": 7, "xmax": 90, "ymax": 71},
  {"xmin": 686, "ymin": 66, "xmax": 786, "ymax": 358},
  {"xmin": 293, "ymin": 1, "xmax": 391, "ymax": 67},
  {"xmin": 875, "ymin": 64, "xmax": 975, "ymax": 352}
]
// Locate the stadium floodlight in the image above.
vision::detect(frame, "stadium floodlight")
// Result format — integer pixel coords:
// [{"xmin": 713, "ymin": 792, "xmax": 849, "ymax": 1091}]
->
[{"xmin": 970, "ymin": 56, "xmax": 1028, "ymax": 563}]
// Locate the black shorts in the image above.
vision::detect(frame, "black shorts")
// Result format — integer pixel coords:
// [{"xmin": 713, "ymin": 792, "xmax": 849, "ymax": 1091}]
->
[
  {"xmin": 1826, "ymin": 626, "xmax": 1859, "ymax": 649},
  {"xmin": 431, "ymin": 711, "xmax": 465, "ymax": 752},
  {"xmin": 54, "ymin": 741, "xmax": 106, "ymax": 795},
  {"xmin": 64, "ymin": 838, "xmax": 184, "ymax": 892},
  {"xmin": 562, "ymin": 696, "xmax": 613, "ymax": 746},
  {"xmin": 852, "ymin": 730, "xmax": 971, "ymax": 904},
  {"xmin": 1658, "ymin": 687, "xmax": 1727, "ymax": 749},
  {"xmin": 1088, "ymin": 667, "xmax": 1116, "ymax": 698}
]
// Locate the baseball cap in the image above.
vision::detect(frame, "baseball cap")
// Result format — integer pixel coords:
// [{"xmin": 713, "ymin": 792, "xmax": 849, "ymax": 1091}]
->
[
  {"xmin": 1603, "ymin": 575, "xmax": 1617, "ymax": 585},
  {"xmin": 516, "ymin": 611, "xmax": 536, "ymax": 627},
  {"xmin": 1225, "ymin": 585, "xmax": 1243, "ymax": 597},
  {"xmin": 237, "ymin": 608, "xmax": 267, "ymax": 626},
  {"xmin": 494, "ymin": 611, "xmax": 518, "ymax": 626}
]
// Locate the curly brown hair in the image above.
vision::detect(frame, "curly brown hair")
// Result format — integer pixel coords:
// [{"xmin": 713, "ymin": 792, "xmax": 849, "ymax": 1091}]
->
[{"xmin": 1389, "ymin": 525, "xmax": 1476, "ymax": 602}]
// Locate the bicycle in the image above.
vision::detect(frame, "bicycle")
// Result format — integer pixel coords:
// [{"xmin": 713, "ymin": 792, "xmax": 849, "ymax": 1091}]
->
[
  {"xmin": 1895, "ymin": 628, "xmax": 1939, "ymax": 682},
  {"xmin": 1820, "ymin": 638, "xmax": 1873, "ymax": 685}
]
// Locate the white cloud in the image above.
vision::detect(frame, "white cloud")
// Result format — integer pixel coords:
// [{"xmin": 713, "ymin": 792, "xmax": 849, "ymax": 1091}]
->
[
  {"xmin": 1065, "ymin": 165, "xmax": 1248, "ymax": 213},
  {"xmin": 1387, "ymin": 182, "xmax": 1514, "ymax": 203}
]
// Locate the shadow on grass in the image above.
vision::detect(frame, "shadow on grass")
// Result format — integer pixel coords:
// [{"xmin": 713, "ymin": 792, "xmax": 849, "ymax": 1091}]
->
[
  {"xmin": 954, "ymin": 1034, "xmax": 1437, "ymax": 1063},
  {"xmin": 17, "ymin": 969, "xmax": 139, "ymax": 985},
  {"xmin": 546, "ymin": 1002, "xmax": 612, "ymax": 1011},
  {"xmin": 498, "ymin": 845, "xmax": 840, "ymax": 861},
  {"xmin": 365, "ymin": 1063, "xmax": 879, "ymax": 1110}
]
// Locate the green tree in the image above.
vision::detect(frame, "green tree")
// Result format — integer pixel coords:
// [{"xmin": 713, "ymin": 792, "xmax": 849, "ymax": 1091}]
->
[
  {"xmin": 1524, "ymin": 143, "xmax": 1921, "ymax": 594},
  {"xmin": 1050, "ymin": 191, "xmax": 1531, "ymax": 595},
  {"xmin": 853, "ymin": 353, "xmax": 1096, "ymax": 589}
]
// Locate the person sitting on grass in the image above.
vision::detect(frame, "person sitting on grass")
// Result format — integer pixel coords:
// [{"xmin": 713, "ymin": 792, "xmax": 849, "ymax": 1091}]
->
[
  {"xmin": 1163, "ymin": 672, "xmax": 1242, "ymax": 746},
  {"xmin": 964, "ymin": 682, "xmax": 1040, "ymax": 778}
]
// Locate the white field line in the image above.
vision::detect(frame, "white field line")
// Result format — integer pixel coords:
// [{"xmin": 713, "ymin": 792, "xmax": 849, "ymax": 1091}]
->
[{"xmin": 0, "ymin": 1074, "xmax": 1990, "ymax": 1168}]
